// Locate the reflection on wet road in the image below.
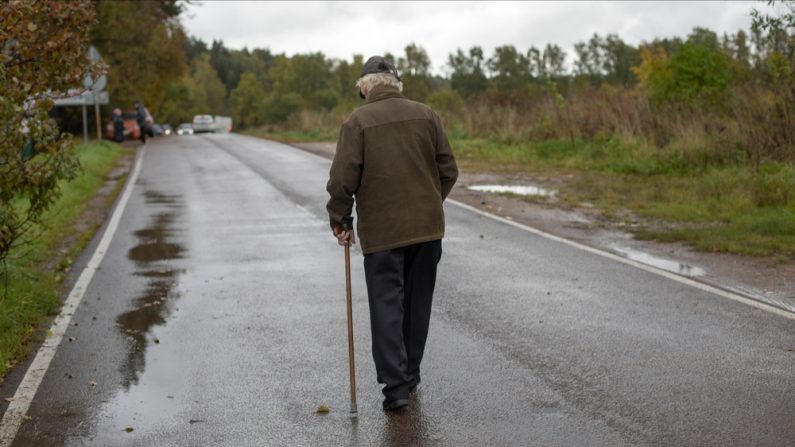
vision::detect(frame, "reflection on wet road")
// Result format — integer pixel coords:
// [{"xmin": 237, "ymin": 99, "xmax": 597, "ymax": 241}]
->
[
  {"xmin": 5, "ymin": 135, "xmax": 794, "ymax": 447},
  {"xmin": 118, "ymin": 190, "xmax": 185, "ymax": 388},
  {"xmin": 608, "ymin": 244, "xmax": 706, "ymax": 277}
]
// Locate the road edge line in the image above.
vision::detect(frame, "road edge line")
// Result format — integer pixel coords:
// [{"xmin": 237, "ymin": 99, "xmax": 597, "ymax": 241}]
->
[
  {"xmin": 447, "ymin": 199, "xmax": 795, "ymax": 322},
  {"xmin": 0, "ymin": 146, "xmax": 146, "ymax": 447}
]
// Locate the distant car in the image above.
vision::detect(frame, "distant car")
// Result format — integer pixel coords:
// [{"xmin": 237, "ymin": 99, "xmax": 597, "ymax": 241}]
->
[
  {"xmin": 192, "ymin": 114, "xmax": 215, "ymax": 133},
  {"xmin": 177, "ymin": 123, "xmax": 193, "ymax": 136},
  {"xmin": 162, "ymin": 124, "xmax": 173, "ymax": 136},
  {"xmin": 105, "ymin": 110, "xmax": 140, "ymax": 140},
  {"xmin": 213, "ymin": 115, "xmax": 233, "ymax": 133},
  {"xmin": 151, "ymin": 124, "xmax": 165, "ymax": 136}
]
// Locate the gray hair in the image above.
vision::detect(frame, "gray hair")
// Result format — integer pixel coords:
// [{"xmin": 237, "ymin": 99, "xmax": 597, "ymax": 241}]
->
[{"xmin": 356, "ymin": 72, "xmax": 403, "ymax": 94}]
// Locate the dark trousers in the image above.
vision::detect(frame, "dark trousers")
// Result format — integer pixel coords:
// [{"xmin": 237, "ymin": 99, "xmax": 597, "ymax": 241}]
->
[{"xmin": 363, "ymin": 239, "xmax": 442, "ymax": 400}]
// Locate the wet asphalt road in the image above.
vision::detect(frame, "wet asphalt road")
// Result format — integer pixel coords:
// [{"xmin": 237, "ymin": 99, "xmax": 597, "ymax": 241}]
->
[{"xmin": 3, "ymin": 134, "xmax": 794, "ymax": 446}]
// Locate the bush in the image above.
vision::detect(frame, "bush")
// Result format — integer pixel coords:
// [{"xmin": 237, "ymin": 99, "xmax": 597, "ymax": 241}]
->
[
  {"xmin": 648, "ymin": 43, "xmax": 731, "ymax": 108},
  {"xmin": 263, "ymin": 93, "xmax": 303, "ymax": 124}
]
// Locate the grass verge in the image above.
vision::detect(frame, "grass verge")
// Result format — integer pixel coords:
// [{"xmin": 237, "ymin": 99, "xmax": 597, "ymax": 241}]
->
[
  {"xmin": 242, "ymin": 127, "xmax": 337, "ymax": 144},
  {"xmin": 0, "ymin": 141, "xmax": 128, "ymax": 379},
  {"xmin": 452, "ymin": 135, "xmax": 795, "ymax": 259}
]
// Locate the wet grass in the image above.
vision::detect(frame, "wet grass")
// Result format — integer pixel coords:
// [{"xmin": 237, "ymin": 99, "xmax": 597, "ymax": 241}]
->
[
  {"xmin": 242, "ymin": 127, "xmax": 338, "ymax": 144},
  {"xmin": 452, "ymin": 135, "xmax": 795, "ymax": 259},
  {"xmin": 0, "ymin": 141, "xmax": 127, "ymax": 379}
]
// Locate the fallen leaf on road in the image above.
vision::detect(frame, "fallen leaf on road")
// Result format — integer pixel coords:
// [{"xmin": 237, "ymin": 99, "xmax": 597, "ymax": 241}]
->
[
  {"xmin": 316, "ymin": 404, "xmax": 330, "ymax": 413},
  {"xmin": 124, "ymin": 427, "xmax": 134, "ymax": 433},
  {"xmin": 4, "ymin": 397, "xmax": 14, "ymax": 402},
  {"xmin": 153, "ymin": 338, "xmax": 160, "ymax": 344},
  {"xmin": 89, "ymin": 380, "xmax": 97, "ymax": 387}
]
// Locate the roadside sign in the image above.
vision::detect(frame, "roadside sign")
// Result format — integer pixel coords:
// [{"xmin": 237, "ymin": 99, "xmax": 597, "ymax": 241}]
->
[{"xmin": 52, "ymin": 91, "xmax": 109, "ymax": 107}]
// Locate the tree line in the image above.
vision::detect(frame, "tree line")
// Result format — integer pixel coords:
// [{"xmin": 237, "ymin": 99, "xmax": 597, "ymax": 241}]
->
[{"xmin": 95, "ymin": 7, "xmax": 790, "ymax": 128}]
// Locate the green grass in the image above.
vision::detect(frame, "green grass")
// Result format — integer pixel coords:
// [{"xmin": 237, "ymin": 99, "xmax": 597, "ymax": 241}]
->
[
  {"xmin": 1, "ymin": 141, "xmax": 127, "ymax": 378},
  {"xmin": 242, "ymin": 127, "xmax": 338, "ymax": 143},
  {"xmin": 451, "ymin": 135, "xmax": 795, "ymax": 259}
]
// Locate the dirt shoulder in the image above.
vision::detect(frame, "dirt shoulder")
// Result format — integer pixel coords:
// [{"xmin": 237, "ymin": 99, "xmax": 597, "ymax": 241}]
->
[{"xmin": 289, "ymin": 141, "xmax": 795, "ymax": 314}]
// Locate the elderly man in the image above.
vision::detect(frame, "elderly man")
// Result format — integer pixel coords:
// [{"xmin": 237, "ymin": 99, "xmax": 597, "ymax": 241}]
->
[{"xmin": 326, "ymin": 56, "xmax": 458, "ymax": 411}]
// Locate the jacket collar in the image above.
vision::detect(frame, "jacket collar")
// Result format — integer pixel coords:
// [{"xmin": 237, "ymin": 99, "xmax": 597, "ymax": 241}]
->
[{"xmin": 365, "ymin": 84, "xmax": 404, "ymax": 104}]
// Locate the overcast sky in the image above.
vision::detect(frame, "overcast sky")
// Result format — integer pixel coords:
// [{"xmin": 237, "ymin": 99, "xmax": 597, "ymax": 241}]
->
[{"xmin": 184, "ymin": 1, "xmax": 764, "ymax": 74}]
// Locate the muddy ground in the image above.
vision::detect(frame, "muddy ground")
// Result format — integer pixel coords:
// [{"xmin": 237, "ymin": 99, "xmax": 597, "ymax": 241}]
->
[{"xmin": 292, "ymin": 141, "xmax": 795, "ymax": 312}]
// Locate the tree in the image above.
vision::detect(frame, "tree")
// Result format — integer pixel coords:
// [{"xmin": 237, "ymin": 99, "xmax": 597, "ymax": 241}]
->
[
  {"xmin": 752, "ymin": 0, "xmax": 795, "ymax": 33},
  {"xmin": 157, "ymin": 77, "xmax": 199, "ymax": 125},
  {"xmin": 1, "ymin": 0, "xmax": 95, "ymax": 263},
  {"xmin": 488, "ymin": 45, "xmax": 529, "ymax": 91},
  {"xmin": 574, "ymin": 36, "xmax": 602, "ymax": 81},
  {"xmin": 190, "ymin": 53, "xmax": 227, "ymax": 114},
  {"xmin": 733, "ymin": 30, "xmax": 752, "ymax": 67},
  {"xmin": 574, "ymin": 34, "xmax": 638, "ymax": 85},
  {"xmin": 331, "ymin": 54, "xmax": 364, "ymax": 109},
  {"xmin": 543, "ymin": 44, "xmax": 567, "ymax": 79},
  {"xmin": 91, "ymin": 0, "xmax": 188, "ymax": 112},
  {"xmin": 269, "ymin": 52, "xmax": 336, "ymax": 110},
  {"xmin": 687, "ymin": 27, "xmax": 720, "ymax": 51},
  {"xmin": 635, "ymin": 43, "xmax": 730, "ymax": 108},
  {"xmin": 230, "ymin": 72, "xmax": 267, "ymax": 128},
  {"xmin": 448, "ymin": 46, "xmax": 489, "ymax": 97},
  {"xmin": 600, "ymin": 35, "xmax": 639, "ymax": 85},
  {"xmin": 398, "ymin": 43, "xmax": 433, "ymax": 101},
  {"xmin": 527, "ymin": 46, "xmax": 544, "ymax": 79}
]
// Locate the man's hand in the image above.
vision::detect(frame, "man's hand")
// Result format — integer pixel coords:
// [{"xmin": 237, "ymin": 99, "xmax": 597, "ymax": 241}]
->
[{"xmin": 332, "ymin": 224, "xmax": 356, "ymax": 246}]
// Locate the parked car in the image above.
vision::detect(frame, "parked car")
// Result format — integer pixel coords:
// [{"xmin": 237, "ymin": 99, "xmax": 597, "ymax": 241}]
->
[
  {"xmin": 192, "ymin": 114, "xmax": 215, "ymax": 133},
  {"xmin": 177, "ymin": 123, "xmax": 194, "ymax": 136},
  {"xmin": 162, "ymin": 124, "xmax": 173, "ymax": 136},
  {"xmin": 105, "ymin": 110, "xmax": 140, "ymax": 140},
  {"xmin": 151, "ymin": 124, "xmax": 165, "ymax": 136}
]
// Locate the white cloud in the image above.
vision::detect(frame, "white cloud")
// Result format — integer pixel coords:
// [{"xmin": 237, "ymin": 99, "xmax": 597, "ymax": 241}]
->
[{"xmin": 184, "ymin": 1, "xmax": 759, "ymax": 73}]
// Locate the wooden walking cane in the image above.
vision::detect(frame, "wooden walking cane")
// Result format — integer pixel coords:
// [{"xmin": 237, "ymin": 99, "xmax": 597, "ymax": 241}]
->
[{"xmin": 344, "ymin": 238, "xmax": 358, "ymax": 415}]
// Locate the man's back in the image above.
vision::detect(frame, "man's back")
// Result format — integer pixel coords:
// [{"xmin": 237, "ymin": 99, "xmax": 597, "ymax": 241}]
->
[{"xmin": 327, "ymin": 85, "xmax": 457, "ymax": 254}]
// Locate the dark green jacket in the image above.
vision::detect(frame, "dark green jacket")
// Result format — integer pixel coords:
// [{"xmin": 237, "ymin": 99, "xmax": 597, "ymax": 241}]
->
[{"xmin": 326, "ymin": 85, "xmax": 458, "ymax": 254}]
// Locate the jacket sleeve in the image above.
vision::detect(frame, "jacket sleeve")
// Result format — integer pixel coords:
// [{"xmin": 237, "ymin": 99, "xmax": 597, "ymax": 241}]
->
[
  {"xmin": 433, "ymin": 112, "xmax": 458, "ymax": 200},
  {"xmin": 326, "ymin": 119, "xmax": 363, "ymax": 229}
]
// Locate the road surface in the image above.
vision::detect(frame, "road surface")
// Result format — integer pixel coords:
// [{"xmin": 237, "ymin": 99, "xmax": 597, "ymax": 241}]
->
[{"xmin": 1, "ymin": 134, "xmax": 793, "ymax": 446}]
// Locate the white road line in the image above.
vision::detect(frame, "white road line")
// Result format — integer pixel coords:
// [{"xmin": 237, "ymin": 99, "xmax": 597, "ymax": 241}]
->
[
  {"xmin": 448, "ymin": 199, "xmax": 795, "ymax": 321},
  {"xmin": 0, "ymin": 146, "xmax": 146, "ymax": 447}
]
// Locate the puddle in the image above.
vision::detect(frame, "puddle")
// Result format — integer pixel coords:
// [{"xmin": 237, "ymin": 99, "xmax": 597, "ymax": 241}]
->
[
  {"xmin": 117, "ymin": 190, "xmax": 185, "ymax": 388},
  {"xmin": 468, "ymin": 184, "xmax": 556, "ymax": 197},
  {"xmin": 608, "ymin": 244, "xmax": 706, "ymax": 277}
]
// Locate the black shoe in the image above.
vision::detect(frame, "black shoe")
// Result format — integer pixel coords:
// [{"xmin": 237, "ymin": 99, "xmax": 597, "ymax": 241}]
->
[
  {"xmin": 409, "ymin": 379, "xmax": 421, "ymax": 394},
  {"xmin": 382, "ymin": 398, "xmax": 409, "ymax": 411}
]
